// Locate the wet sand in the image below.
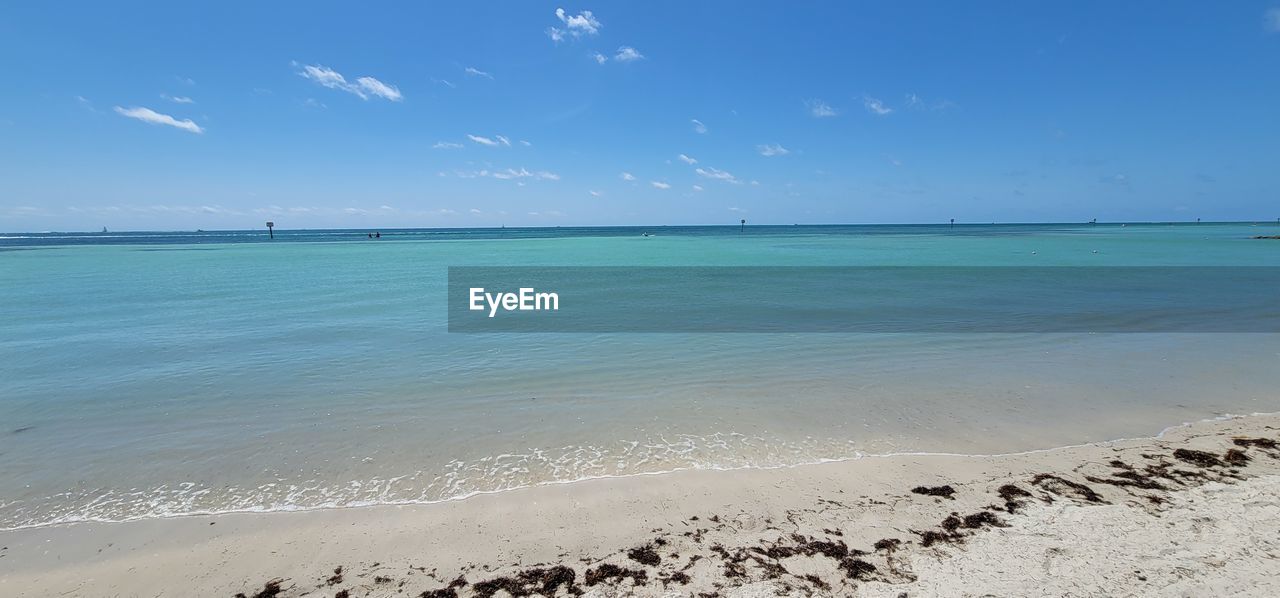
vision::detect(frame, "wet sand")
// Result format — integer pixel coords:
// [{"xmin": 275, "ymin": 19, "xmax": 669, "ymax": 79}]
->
[{"xmin": 2, "ymin": 413, "xmax": 1278, "ymax": 597}]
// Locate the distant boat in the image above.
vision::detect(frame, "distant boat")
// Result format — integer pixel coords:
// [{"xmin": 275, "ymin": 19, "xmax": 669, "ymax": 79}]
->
[{"xmin": 101, "ymin": 227, "xmax": 107, "ymax": 233}]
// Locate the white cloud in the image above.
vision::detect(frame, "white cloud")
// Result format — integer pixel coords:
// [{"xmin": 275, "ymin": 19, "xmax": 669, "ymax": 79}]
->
[
  {"xmin": 905, "ymin": 93, "xmax": 922, "ymax": 108},
  {"xmin": 592, "ymin": 52, "xmax": 608, "ymax": 64},
  {"xmin": 433, "ymin": 141, "xmax": 463, "ymax": 149},
  {"xmin": 549, "ymin": 8, "xmax": 601, "ymax": 41},
  {"xmin": 806, "ymin": 99, "xmax": 837, "ymax": 117},
  {"xmin": 863, "ymin": 95, "xmax": 893, "ymax": 115},
  {"xmin": 651, "ymin": 181, "xmax": 671, "ymax": 189},
  {"xmin": 113, "ymin": 106, "xmax": 204, "ymax": 134},
  {"xmin": 692, "ymin": 185, "xmax": 704, "ymax": 192},
  {"xmin": 696, "ymin": 167, "xmax": 740, "ymax": 184},
  {"xmin": 491, "ymin": 168, "xmax": 559, "ymax": 181},
  {"xmin": 615, "ymin": 46, "xmax": 645, "ymax": 62},
  {"xmin": 519, "ymin": 140, "xmax": 532, "ymax": 146},
  {"xmin": 432, "ymin": 78, "xmax": 457, "ymax": 88},
  {"xmin": 589, "ymin": 190, "xmax": 602, "ymax": 197},
  {"xmin": 297, "ymin": 63, "xmax": 402, "ymax": 101},
  {"xmin": 1267, "ymin": 8, "xmax": 1280, "ymax": 32},
  {"xmin": 468, "ymin": 134, "xmax": 512, "ymax": 147},
  {"xmin": 465, "ymin": 66, "xmax": 493, "ymax": 79},
  {"xmin": 757, "ymin": 143, "xmax": 790, "ymax": 157},
  {"xmin": 620, "ymin": 172, "xmax": 636, "ymax": 181},
  {"xmin": 302, "ymin": 98, "xmax": 326, "ymax": 109},
  {"xmin": 470, "ymin": 208, "xmax": 483, "ymax": 214},
  {"xmin": 356, "ymin": 76, "xmax": 402, "ymax": 101},
  {"xmin": 161, "ymin": 93, "xmax": 195, "ymax": 104},
  {"xmin": 691, "ymin": 119, "xmax": 708, "ymax": 134},
  {"xmin": 678, "ymin": 153, "xmax": 698, "ymax": 165}
]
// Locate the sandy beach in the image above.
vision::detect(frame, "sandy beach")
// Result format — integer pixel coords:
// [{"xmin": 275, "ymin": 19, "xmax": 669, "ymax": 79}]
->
[{"xmin": 2, "ymin": 412, "xmax": 1278, "ymax": 597}]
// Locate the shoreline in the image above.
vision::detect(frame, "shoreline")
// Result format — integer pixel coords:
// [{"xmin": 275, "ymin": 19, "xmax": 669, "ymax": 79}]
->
[
  {"xmin": 2, "ymin": 412, "xmax": 1278, "ymax": 597},
  {"xmin": 0, "ymin": 411, "xmax": 1259, "ymax": 534}
]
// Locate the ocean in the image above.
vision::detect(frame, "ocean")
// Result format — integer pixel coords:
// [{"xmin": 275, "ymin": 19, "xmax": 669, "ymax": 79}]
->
[{"xmin": 2, "ymin": 223, "xmax": 1279, "ymax": 529}]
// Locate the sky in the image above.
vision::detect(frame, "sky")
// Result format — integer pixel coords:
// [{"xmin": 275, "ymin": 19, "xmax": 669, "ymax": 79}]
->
[{"xmin": 1, "ymin": 1, "xmax": 1279, "ymax": 231}]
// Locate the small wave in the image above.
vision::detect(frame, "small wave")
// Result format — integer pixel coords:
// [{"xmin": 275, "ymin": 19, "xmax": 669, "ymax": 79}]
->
[{"xmin": 1, "ymin": 412, "xmax": 1271, "ymax": 532}]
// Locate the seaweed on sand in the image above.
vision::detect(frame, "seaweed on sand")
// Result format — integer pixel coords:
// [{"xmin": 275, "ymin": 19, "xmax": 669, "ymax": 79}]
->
[
  {"xmin": 997, "ymin": 484, "xmax": 1033, "ymax": 512},
  {"xmin": 471, "ymin": 566, "xmax": 578, "ymax": 597},
  {"xmin": 1031, "ymin": 474, "xmax": 1105, "ymax": 503},
  {"xmin": 626, "ymin": 544, "xmax": 662, "ymax": 566},
  {"xmin": 584, "ymin": 563, "xmax": 648, "ymax": 587},
  {"xmin": 233, "ymin": 579, "xmax": 284, "ymax": 598},
  {"xmin": 910, "ymin": 485, "xmax": 956, "ymax": 499},
  {"xmin": 1172, "ymin": 448, "xmax": 1223, "ymax": 468}
]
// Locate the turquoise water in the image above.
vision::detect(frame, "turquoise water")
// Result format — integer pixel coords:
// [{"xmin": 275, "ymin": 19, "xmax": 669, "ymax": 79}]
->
[{"xmin": 2, "ymin": 224, "xmax": 1279, "ymax": 529}]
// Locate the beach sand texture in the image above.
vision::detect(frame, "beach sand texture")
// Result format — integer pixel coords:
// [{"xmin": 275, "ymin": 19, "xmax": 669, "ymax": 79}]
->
[{"xmin": 2, "ymin": 412, "xmax": 1278, "ymax": 597}]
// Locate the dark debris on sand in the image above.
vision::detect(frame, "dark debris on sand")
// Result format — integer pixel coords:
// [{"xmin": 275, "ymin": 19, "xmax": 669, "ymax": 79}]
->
[
  {"xmin": 626, "ymin": 544, "xmax": 662, "ymax": 567},
  {"xmin": 1031, "ymin": 474, "xmax": 1106, "ymax": 503},
  {"xmin": 1173, "ymin": 448, "xmax": 1225, "ymax": 468},
  {"xmin": 911, "ymin": 485, "xmax": 957, "ymax": 499},
  {"xmin": 234, "ymin": 579, "xmax": 283, "ymax": 598},
  {"xmin": 233, "ymin": 435, "xmax": 1277, "ymax": 598},
  {"xmin": 584, "ymin": 563, "xmax": 648, "ymax": 587},
  {"xmin": 471, "ymin": 566, "xmax": 578, "ymax": 597},
  {"xmin": 997, "ymin": 484, "xmax": 1033, "ymax": 513}
]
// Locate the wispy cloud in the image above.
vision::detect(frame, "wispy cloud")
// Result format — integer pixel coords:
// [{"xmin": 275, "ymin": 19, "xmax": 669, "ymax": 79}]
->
[
  {"xmin": 592, "ymin": 52, "xmax": 608, "ymax": 64},
  {"xmin": 491, "ymin": 168, "xmax": 559, "ymax": 181},
  {"xmin": 113, "ymin": 106, "xmax": 204, "ymax": 134},
  {"xmin": 620, "ymin": 172, "xmax": 636, "ymax": 181},
  {"xmin": 757, "ymin": 143, "xmax": 790, "ymax": 157},
  {"xmin": 433, "ymin": 141, "xmax": 464, "ymax": 149},
  {"xmin": 519, "ymin": 140, "xmax": 532, "ymax": 146},
  {"xmin": 297, "ymin": 63, "xmax": 402, "ymax": 101},
  {"xmin": 651, "ymin": 181, "xmax": 671, "ymax": 189},
  {"xmin": 464, "ymin": 66, "xmax": 493, "ymax": 79},
  {"xmin": 75, "ymin": 95, "xmax": 102, "ymax": 113},
  {"xmin": 468, "ymin": 134, "xmax": 512, "ymax": 147},
  {"xmin": 432, "ymin": 78, "xmax": 456, "ymax": 89},
  {"xmin": 356, "ymin": 76, "xmax": 402, "ymax": 101},
  {"xmin": 161, "ymin": 93, "xmax": 195, "ymax": 104},
  {"xmin": 806, "ymin": 99, "xmax": 837, "ymax": 118},
  {"xmin": 691, "ymin": 119, "xmax": 708, "ymax": 134},
  {"xmin": 614, "ymin": 46, "xmax": 645, "ymax": 62},
  {"xmin": 548, "ymin": 8, "xmax": 602, "ymax": 41},
  {"xmin": 589, "ymin": 190, "xmax": 602, "ymax": 197},
  {"xmin": 678, "ymin": 153, "xmax": 698, "ymax": 165},
  {"xmin": 446, "ymin": 168, "xmax": 559, "ymax": 181},
  {"xmin": 863, "ymin": 95, "xmax": 892, "ymax": 115},
  {"xmin": 692, "ymin": 185, "xmax": 704, "ymax": 192},
  {"xmin": 696, "ymin": 166, "xmax": 741, "ymax": 184},
  {"xmin": 1266, "ymin": 8, "xmax": 1280, "ymax": 32}
]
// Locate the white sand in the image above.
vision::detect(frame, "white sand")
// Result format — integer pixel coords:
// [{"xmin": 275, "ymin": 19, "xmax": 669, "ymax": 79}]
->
[{"xmin": 2, "ymin": 413, "xmax": 1278, "ymax": 597}]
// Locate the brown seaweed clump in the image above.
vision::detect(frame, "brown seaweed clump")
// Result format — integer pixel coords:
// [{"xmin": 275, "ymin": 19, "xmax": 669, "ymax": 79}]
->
[
  {"xmin": 1233, "ymin": 437, "xmax": 1278, "ymax": 450},
  {"xmin": 1223, "ymin": 449, "xmax": 1251, "ymax": 466},
  {"xmin": 1031, "ymin": 474, "xmax": 1105, "ymax": 503},
  {"xmin": 1172, "ymin": 448, "xmax": 1224, "ymax": 468},
  {"xmin": 470, "ymin": 566, "xmax": 577, "ymax": 598},
  {"xmin": 911, "ymin": 485, "xmax": 957, "ymax": 499},
  {"xmin": 584, "ymin": 563, "xmax": 648, "ymax": 587},
  {"xmin": 627, "ymin": 544, "xmax": 662, "ymax": 567},
  {"xmin": 997, "ymin": 484, "xmax": 1033, "ymax": 513},
  {"xmin": 234, "ymin": 579, "xmax": 283, "ymax": 598}
]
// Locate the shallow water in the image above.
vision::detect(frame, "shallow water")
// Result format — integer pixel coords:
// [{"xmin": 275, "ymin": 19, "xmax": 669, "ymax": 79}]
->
[{"xmin": 2, "ymin": 223, "xmax": 1279, "ymax": 528}]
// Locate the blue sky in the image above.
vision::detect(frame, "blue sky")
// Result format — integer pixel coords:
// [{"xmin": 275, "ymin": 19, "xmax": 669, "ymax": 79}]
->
[{"xmin": 2, "ymin": 2, "xmax": 1279, "ymax": 230}]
